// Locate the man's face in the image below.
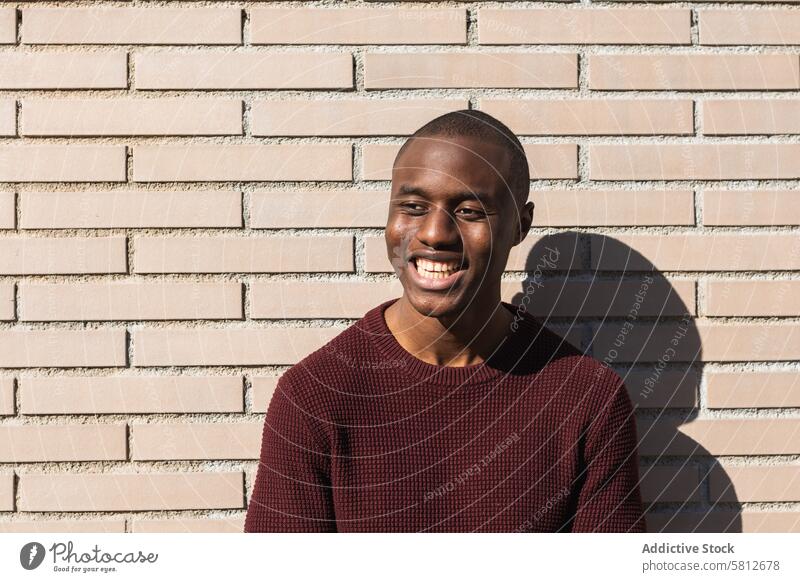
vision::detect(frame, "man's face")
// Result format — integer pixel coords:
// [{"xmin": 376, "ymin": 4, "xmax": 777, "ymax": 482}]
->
[{"xmin": 385, "ymin": 135, "xmax": 532, "ymax": 318}]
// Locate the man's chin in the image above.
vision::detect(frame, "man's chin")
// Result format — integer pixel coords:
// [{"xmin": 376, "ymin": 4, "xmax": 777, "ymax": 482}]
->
[{"xmin": 404, "ymin": 288, "xmax": 471, "ymax": 319}]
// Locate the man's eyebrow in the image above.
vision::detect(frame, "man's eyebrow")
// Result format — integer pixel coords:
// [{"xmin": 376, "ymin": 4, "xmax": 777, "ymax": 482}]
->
[{"xmin": 395, "ymin": 184, "xmax": 493, "ymax": 202}]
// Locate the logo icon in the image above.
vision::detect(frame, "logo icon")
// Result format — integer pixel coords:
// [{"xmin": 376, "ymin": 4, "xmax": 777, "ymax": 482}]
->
[{"xmin": 20, "ymin": 542, "xmax": 46, "ymax": 570}]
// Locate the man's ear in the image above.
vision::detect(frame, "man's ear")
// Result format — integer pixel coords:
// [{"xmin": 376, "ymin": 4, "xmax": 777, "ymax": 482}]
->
[{"xmin": 513, "ymin": 201, "xmax": 534, "ymax": 246}]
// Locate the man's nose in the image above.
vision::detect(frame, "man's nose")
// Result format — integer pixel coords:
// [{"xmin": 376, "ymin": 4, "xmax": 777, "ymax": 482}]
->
[{"xmin": 417, "ymin": 206, "xmax": 460, "ymax": 247}]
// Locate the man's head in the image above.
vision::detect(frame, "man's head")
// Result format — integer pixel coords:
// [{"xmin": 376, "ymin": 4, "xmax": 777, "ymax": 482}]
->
[{"xmin": 385, "ymin": 109, "xmax": 534, "ymax": 319}]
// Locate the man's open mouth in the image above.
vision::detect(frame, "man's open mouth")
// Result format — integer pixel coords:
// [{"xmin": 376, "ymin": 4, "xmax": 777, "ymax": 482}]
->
[
  {"xmin": 411, "ymin": 257, "xmax": 464, "ymax": 279},
  {"xmin": 407, "ymin": 257, "xmax": 468, "ymax": 290}
]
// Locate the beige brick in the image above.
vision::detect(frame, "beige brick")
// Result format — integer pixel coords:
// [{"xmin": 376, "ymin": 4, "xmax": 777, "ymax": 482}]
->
[
  {"xmin": 640, "ymin": 465, "xmax": 700, "ymax": 503},
  {"xmin": 590, "ymin": 144, "xmax": 800, "ymax": 180},
  {"xmin": 133, "ymin": 144, "xmax": 351, "ymax": 182},
  {"xmin": 648, "ymin": 510, "xmax": 800, "ymax": 534},
  {"xmin": 639, "ymin": 418, "xmax": 800, "ymax": 456},
  {"xmin": 131, "ymin": 422, "xmax": 262, "ymax": 460},
  {"xmin": 700, "ymin": 10, "xmax": 800, "ymax": 45},
  {"xmin": 0, "ymin": 236, "xmax": 126, "ymax": 275},
  {"xmin": 0, "ymin": 283, "xmax": 13, "ymax": 321},
  {"xmin": 707, "ymin": 371, "xmax": 800, "ymax": 409},
  {"xmin": 251, "ymin": 189, "xmax": 389, "ymax": 228},
  {"xmin": 0, "ymin": 424, "xmax": 126, "ymax": 462},
  {"xmin": 0, "ymin": 52, "xmax": 127, "ymax": 89},
  {"xmin": 19, "ymin": 190, "xmax": 242, "ymax": 229},
  {"xmin": 702, "ymin": 322, "xmax": 800, "ymax": 363},
  {"xmin": 530, "ymin": 189, "xmax": 694, "ymax": 226},
  {"xmin": 20, "ymin": 374, "xmax": 243, "ymax": 415},
  {"xmin": 591, "ymin": 233, "xmax": 800, "ymax": 271},
  {"xmin": 252, "ymin": 98, "xmax": 466, "ymax": 136},
  {"xmin": 502, "ymin": 277, "xmax": 695, "ymax": 317},
  {"xmin": 364, "ymin": 52, "xmax": 577, "ymax": 88},
  {"xmin": 514, "ymin": 144, "xmax": 580, "ymax": 180},
  {"xmin": 0, "ymin": 473, "xmax": 11, "ymax": 511},
  {"xmin": 252, "ymin": 7, "xmax": 465, "ymax": 45},
  {"xmin": 23, "ymin": 7, "xmax": 241, "ymax": 45},
  {"xmin": 706, "ymin": 280, "xmax": 800, "ymax": 317},
  {"xmin": 590, "ymin": 54, "xmax": 799, "ymax": 90},
  {"xmin": 703, "ymin": 190, "xmax": 800, "ymax": 226},
  {"xmin": 711, "ymin": 466, "xmax": 800, "ymax": 502},
  {"xmin": 135, "ymin": 51, "xmax": 352, "ymax": 90},
  {"xmin": 132, "ymin": 517, "xmax": 245, "ymax": 533},
  {"xmin": 0, "ymin": 329, "xmax": 126, "ymax": 368},
  {"xmin": 365, "ymin": 233, "xmax": 583, "ymax": 273},
  {"xmin": 0, "ymin": 145, "xmax": 126, "ymax": 182},
  {"xmin": 132, "ymin": 327, "xmax": 341, "ymax": 366},
  {"xmin": 252, "ymin": 376, "xmax": 279, "ymax": 413},
  {"xmin": 0, "ymin": 377, "xmax": 13, "ymax": 415},
  {"xmin": 0, "ymin": 100, "xmax": 14, "ymax": 135},
  {"xmin": 479, "ymin": 8, "xmax": 689, "ymax": 45},
  {"xmin": 703, "ymin": 100, "xmax": 800, "ymax": 135},
  {"xmin": 0, "ymin": 8, "xmax": 15, "ymax": 44},
  {"xmin": 480, "ymin": 99, "xmax": 693, "ymax": 136},
  {"xmin": 592, "ymin": 321, "xmax": 800, "ymax": 362},
  {"xmin": 19, "ymin": 281, "xmax": 243, "ymax": 321},
  {"xmin": 0, "ymin": 190, "xmax": 13, "ymax": 229},
  {"xmin": 737, "ymin": 513, "xmax": 800, "ymax": 534},
  {"xmin": 0, "ymin": 520, "xmax": 126, "ymax": 533},
  {"xmin": 18, "ymin": 472, "xmax": 244, "ymax": 512},
  {"xmin": 133, "ymin": 236, "xmax": 353, "ymax": 274},
  {"xmin": 21, "ymin": 98, "xmax": 242, "ymax": 136},
  {"xmin": 622, "ymin": 366, "xmax": 699, "ymax": 409},
  {"xmin": 363, "ymin": 143, "xmax": 577, "ymax": 180},
  {"xmin": 252, "ymin": 280, "xmax": 403, "ymax": 319}
]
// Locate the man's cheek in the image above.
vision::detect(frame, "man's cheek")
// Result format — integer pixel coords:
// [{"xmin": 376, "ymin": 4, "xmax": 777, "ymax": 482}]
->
[{"xmin": 385, "ymin": 229, "xmax": 408, "ymax": 272}]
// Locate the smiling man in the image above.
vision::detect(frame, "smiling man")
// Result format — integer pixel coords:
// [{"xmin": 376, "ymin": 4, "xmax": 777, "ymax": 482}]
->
[{"xmin": 244, "ymin": 109, "xmax": 646, "ymax": 533}]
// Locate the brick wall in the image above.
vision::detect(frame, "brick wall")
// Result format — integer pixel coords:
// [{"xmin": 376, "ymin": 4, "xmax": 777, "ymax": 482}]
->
[{"xmin": 0, "ymin": 0, "xmax": 798, "ymax": 533}]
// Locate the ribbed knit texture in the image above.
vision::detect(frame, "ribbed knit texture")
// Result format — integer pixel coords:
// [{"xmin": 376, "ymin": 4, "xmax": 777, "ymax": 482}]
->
[{"xmin": 244, "ymin": 298, "xmax": 646, "ymax": 533}]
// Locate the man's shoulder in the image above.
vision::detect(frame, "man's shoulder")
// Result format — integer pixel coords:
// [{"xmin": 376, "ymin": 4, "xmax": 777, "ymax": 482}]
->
[
  {"xmin": 542, "ymin": 350, "xmax": 629, "ymax": 414},
  {"xmin": 507, "ymin": 309, "xmax": 583, "ymax": 372},
  {"xmin": 511, "ymin": 312, "xmax": 626, "ymax": 400}
]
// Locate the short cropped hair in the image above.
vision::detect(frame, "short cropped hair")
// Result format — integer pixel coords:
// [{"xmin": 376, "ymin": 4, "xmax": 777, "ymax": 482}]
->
[{"xmin": 394, "ymin": 109, "xmax": 530, "ymax": 205}]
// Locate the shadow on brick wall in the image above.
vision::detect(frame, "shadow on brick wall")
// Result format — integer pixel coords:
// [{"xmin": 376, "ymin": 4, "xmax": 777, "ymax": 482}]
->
[{"xmin": 510, "ymin": 231, "xmax": 742, "ymax": 533}]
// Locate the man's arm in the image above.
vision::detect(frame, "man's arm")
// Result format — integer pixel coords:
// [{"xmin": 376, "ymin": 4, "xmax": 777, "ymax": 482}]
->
[
  {"xmin": 244, "ymin": 376, "xmax": 336, "ymax": 532},
  {"xmin": 570, "ymin": 371, "xmax": 646, "ymax": 532}
]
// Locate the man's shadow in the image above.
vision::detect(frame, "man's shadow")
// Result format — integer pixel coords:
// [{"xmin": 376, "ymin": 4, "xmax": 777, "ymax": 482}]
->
[{"xmin": 508, "ymin": 231, "xmax": 742, "ymax": 533}]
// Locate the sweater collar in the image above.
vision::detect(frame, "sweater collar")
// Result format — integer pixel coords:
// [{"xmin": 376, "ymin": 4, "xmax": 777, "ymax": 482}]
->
[{"xmin": 358, "ymin": 297, "xmax": 543, "ymax": 386}]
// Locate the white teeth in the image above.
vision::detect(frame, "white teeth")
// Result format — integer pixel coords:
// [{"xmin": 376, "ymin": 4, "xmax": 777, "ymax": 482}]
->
[{"xmin": 414, "ymin": 258, "xmax": 462, "ymax": 278}]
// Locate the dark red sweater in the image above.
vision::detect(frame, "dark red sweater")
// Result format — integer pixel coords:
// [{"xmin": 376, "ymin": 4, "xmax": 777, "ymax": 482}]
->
[{"xmin": 244, "ymin": 298, "xmax": 646, "ymax": 533}]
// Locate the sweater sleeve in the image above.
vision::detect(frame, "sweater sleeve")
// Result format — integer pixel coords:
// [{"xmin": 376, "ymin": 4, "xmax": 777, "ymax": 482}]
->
[
  {"xmin": 244, "ymin": 376, "xmax": 337, "ymax": 532},
  {"xmin": 570, "ymin": 370, "xmax": 647, "ymax": 532}
]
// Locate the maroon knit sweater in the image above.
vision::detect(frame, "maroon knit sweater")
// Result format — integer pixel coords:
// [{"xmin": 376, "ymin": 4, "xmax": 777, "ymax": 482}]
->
[{"xmin": 244, "ymin": 298, "xmax": 646, "ymax": 533}]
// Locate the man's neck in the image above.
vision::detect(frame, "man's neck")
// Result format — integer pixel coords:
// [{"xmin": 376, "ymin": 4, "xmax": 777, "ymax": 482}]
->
[{"xmin": 383, "ymin": 295, "xmax": 514, "ymax": 367}]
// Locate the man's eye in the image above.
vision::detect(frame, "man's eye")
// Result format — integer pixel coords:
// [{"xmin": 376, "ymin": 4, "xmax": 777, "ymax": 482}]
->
[
  {"xmin": 401, "ymin": 203, "xmax": 426, "ymax": 213},
  {"xmin": 457, "ymin": 208, "xmax": 485, "ymax": 218}
]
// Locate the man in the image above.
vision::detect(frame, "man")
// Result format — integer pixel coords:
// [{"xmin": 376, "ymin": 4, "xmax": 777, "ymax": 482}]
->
[{"xmin": 244, "ymin": 109, "xmax": 646, "ymax": 532}]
